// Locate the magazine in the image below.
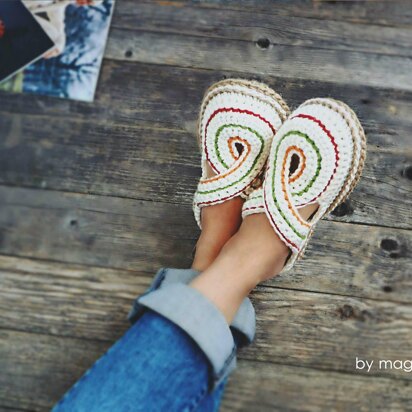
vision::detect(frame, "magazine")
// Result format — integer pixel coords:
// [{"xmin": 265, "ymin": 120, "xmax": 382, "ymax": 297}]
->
[
  {"xmin": 0, "ymin": 0, "xmax": 115, "ymax": 102},
  {"xmin": 0, "ymin": 0, "xmax": 55, "ymax": 83}
]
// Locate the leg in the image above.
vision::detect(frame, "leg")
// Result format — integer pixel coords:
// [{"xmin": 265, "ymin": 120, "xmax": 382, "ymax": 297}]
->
[
  {"xmin": 196, "ymin": 379, "xmax": 227, "ymax": 412},
  {"xmin": 191, "ymin": 204, "xmax": 318, "ymax": 323},
  {"xmin": 53, "ymin": 311, "xmax": 223, "ymax": 412},
  {"xmin": 192, "ymin": 164, "xmax": 244, "ymax": 272}
]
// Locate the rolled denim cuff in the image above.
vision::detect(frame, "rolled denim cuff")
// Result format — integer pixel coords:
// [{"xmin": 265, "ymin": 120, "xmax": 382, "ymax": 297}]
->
[
  {"xmin": 128, "ymin": 268, "xmax": 255, "ymax": 346},
  {"xmin": 137, "ymin": 283, "xmax": 237, "ymax": 388},
  {"xmin": 128, "ymin": 268, "xmax": 256, "ymax": 388}
]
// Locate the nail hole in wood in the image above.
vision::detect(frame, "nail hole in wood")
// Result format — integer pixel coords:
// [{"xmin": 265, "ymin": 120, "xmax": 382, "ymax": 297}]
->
[
  {"xmin": 380, "ymin": 238, "xmax": 399, "ymax": 252},
  {"xmin": 256, "ymin": 38, "xmax": 270, "ymax": 50},
  {"xmin": 338, "ymin": 304, "xmax": 354, "ymax": 320},
  {"xmin": 331, "ymin": 200, "xmax": 352, "ymax": 217},
  {"xmin": 361, "ymin": 98, "xmax": 370, "ymax": 104},
  {"xmin": 70, "ymin": 219, "xmax": 78, "ymax": 227},
  {"xmin": 401, "ymin": 165, "xmax": 412, "ymax": 180},
  {"xmin": 382, "ymin": 285, "xmax": 393, "ymax": 293},
  {"xmin": 359, "ymin": 309, "xmax": 373, "ymax": 322},
  {"xmin": 125, "ymin": 50, "xmax": 133, "ymax": 58}
]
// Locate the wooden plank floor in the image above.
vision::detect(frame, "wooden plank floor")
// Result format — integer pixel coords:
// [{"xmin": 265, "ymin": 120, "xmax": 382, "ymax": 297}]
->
[{"xmin": 0, "ymin": 1, "xmax": 411, "ymax": 410}]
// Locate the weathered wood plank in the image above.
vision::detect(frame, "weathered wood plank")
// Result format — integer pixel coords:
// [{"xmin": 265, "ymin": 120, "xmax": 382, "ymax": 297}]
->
[
  {"xmin": 105, "ymin": 29, "xmax": 412, "ymax": 92},
  {"xmin": 113, "ymin": 2, "xmax": 412, "ymax": 57},
  {"xmin": 0, "ymin": 188, "xmax": 410, "ymax": 303},
  {"xmin": 223, "ymin": 361, "xmax": 412, "ymax": 412},
  {"xmin": 1, "ymin": 255, "xmax": 412, "ymax": 382},
  {"xmin": 140, "ymin": 0, "xmax": 412, "ymax": 28},
  {"xmin": 1, "ymin": 330, "xmax": 411, "ymax": 412},
  {"xmin": 0, "ymin": 111, "xmax": 410, "ymax": 229},
  {"xmin": 0, "ymin": 407, "xmax": 30, "ymax": 412},
  {"xmin": 0, "ymin": 256, "xmax": 149, "ymax": 341},
  {"xmin": 0, "ymin": 2, "xmax": 410, "ymax": 411},
  {"xmin": 1, "ymin": 61, "xmax": 411, "ymax": 152},
  {"xmin": 247, "ymin": 286, "xmax": 412, "ymax": 380},
  {"xmin": 0, "ymin": 329, "xmax": 107, "ymax": 412},
  {"xmin": 0, "ymin": 186, "xmax": 196, "ymax": 275}
]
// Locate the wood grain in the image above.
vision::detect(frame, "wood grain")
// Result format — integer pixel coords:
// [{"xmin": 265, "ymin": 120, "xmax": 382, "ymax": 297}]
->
[
  {"xmin": 0, "ymin": 0, "xmax": 411, "ymax": 410},
  {"xmin": 140, "ymin": 0, "xmax": 412, "ymax": 27},
  {"xmin": 246, "ymin": 286, "xmax": 412, "ymax": 380},
  {"xmin": 113, "ymin": 2, "xmax": 412, "ymax": 57},
  {"xmin": 1, "ymin": 61, "xmax": 411, "ymax": 151},
  {"xmin": 1, "ymin": 329, "xmax": 411, "ymax": 412},
  {"xmin": 222, "ymin": 360, "xmax": 412, "ymax": 412},
  {"xmin": 0, "ymin": 256, "xmax": 149, "ymax": 341},
  {"xmin": 0, "ymin": 329, "xmax": 107, "ymax": 412},
  {"xmin": 105, "ymin": 29, "xmax": 412, "ymax": 91},
  {"xmin": 1, "ymin": 255, "xmax": 412, "ymax": 382},
  {"xmin": 0, "ymin": 188, "xmax": 410, "ymax": 303},
  {"xmin": 0, "ymin": 97, "xmax": 411, "ymax": 230}
]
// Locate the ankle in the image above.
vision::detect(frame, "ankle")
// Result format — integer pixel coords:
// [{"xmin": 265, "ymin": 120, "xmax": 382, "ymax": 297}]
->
[
  {"xmin": 231, "ymin": 216, "xmax": 290, "ymax": 283},
  {"xmin": 192, "ymin": 197, "xmax": 244, "ymax": 271},
  {"xmin": 192, "ymin": 231, "xmax": 224, "ymax": 271}
]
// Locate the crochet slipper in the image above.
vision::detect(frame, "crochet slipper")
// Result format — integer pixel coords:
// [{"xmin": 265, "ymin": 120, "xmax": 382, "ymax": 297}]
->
[
  {"xmin": 193, "ymin": 78, "xmax": 290, "ymax": 227},
  {"xmin": 243, "ymin": 98, "xmax": 366, "ymax": 271}
]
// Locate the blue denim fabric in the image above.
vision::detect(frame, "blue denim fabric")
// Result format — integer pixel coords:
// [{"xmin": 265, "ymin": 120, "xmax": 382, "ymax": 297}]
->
[
  {"xmin": 137, "ymin": 283, "xmax": 237, "ymax": 387},
  {"xmin": 129, "ymin": 268, "xmax": 256, "ymax": 387},
  {"xmin": 53, "ymin": 311, "xmax": 226, "ymax": 412},
  {"xmin": 52, "ymin": 268, "xmax": 256, "ymax": 411}
]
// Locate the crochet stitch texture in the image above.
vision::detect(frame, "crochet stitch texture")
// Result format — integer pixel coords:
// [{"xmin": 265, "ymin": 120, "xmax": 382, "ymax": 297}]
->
[
  {"xmin": 193, "ymin": 79, "xmax": 290, "ymax": 227},
  {"xmin": 243, "ymin": 98, "xmax": 366, "ymax": 271}
]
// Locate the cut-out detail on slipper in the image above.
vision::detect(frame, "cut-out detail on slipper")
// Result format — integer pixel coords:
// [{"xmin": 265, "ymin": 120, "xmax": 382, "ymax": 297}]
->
[{"xmin": 193, "ymin": 79, "xmax": 290, "ymax": 228}]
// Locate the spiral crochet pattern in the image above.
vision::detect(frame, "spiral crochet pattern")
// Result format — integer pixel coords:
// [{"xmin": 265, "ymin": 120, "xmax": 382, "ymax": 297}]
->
[
  {"xmin": 243, "ymin": 97, "xmax": 366, "ymax": 271},
  {"xmin": 193, "ymin": 79, "xmax": 290, "ymax": 227}
]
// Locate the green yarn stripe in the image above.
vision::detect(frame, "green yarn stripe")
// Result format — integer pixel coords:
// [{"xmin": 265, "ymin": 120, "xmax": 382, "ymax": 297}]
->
[
  {"xmin": 214, "ymin": 124, "xmax": 264, "ymax": 169},
  {"xmin": 198, "ymin": 124, "xmax": 264, "ymax": 195},
  {"xmin": 291, "ymin": 132, "xmax": 322, "ymax": 196},
  {"xmin": 270, "ymin": 130, "xmax": 322, "ymax": 240}
]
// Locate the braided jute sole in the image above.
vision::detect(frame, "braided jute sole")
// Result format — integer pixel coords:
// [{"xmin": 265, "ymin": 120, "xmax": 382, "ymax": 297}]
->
[
  {"xmin": 193, "ymin": 78, "xmax": 290, "ymax": 228},
  {"xmin": 243, "ymin": 97, "xmax": 367, "ymax": 272}
]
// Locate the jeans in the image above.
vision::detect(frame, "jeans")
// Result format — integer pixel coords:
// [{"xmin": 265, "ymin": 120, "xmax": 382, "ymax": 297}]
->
[{"xmin": 52, "ymin": 269, "xmax": 256, "ymax": 411}]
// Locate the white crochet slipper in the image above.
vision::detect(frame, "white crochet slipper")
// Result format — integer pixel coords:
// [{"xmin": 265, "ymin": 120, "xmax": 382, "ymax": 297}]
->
[
  {"xmin": 243, "ymin": 98, "xmax": 366, "ymax": 271},
  {"xmin": 193, "ymin": 78, "xmax": 290, "ymax": 227}
]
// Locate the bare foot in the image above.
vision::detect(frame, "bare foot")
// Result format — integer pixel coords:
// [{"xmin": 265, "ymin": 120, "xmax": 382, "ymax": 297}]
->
[
  {"xmin": 190, "ymin": 201, "xmax": 318, "ymax": 322},
  {"xmin": 192, "ymin": 163, "xmax": 244, "ymax": 272}
]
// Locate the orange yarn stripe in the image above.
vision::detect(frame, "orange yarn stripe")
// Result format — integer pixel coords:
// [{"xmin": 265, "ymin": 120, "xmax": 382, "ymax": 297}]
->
[
  {"xmin": 202, "ymin": 138, "xmax": 251, "ymax": 184},
  {"xmin": 228, "ymin": 136, "xmax": 242, "ymax": 160},
  {"xmin": 289, "ymin": 146, "xmax": 306, "ymax": 183},
  {"xmin": 281, "ymin": 146, "xmax": 310, "ymax": 228}
]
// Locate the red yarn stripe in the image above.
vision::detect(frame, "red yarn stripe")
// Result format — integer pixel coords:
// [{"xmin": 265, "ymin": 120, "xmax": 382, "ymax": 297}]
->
[{"xmin": 242, "ymin": 205, "xmax": 265, "ymax": 212}]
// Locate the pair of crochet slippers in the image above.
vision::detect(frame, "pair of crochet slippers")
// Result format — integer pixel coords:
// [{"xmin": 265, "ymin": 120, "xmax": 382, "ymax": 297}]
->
[{"xmin": 193, "ymin": 79, "xmax": 366, "ymax": 272}]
